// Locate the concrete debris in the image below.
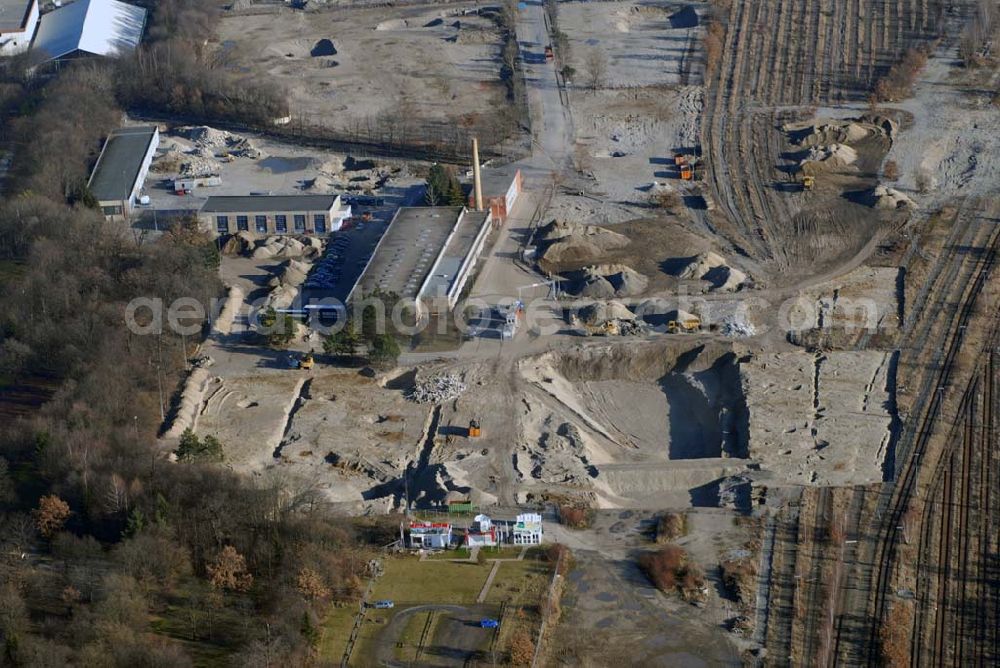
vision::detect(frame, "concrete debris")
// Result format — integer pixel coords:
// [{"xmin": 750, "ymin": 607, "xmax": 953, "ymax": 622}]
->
[
  {"xmin": 407, "ymin": 373, "xmax": 468, "ymax": 403},
  {"xmin": 177, "ymin": 126, "xmax": 263, "ymax": 159},
  {"xmin": 720, "ymin": 314, "xmax": 756, "ymax": 338}
]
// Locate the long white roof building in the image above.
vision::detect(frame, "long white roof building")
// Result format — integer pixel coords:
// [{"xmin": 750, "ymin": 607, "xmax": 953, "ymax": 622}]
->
[{"xmin": 31, "ymin": 0, "xmax": 146, "ymax": 63}]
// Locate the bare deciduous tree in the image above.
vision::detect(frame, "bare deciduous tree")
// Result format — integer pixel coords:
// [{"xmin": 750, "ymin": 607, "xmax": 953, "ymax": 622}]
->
[{"xmin": 583, "ymin": 49, "xmax": 608, "ymax": 90}]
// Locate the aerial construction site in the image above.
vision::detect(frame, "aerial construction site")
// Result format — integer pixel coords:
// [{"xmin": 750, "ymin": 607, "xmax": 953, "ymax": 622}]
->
[
  {"xmin": 9, "ymin": 0, "xmax": 997, "ymax": 663},
  {"xmin": 150, "ymin": 0, "xmax": 1000, "ymax": 662}
]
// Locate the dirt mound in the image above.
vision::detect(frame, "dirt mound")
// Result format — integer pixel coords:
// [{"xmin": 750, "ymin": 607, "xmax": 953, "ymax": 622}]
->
[
  {"xmin": 577, "ymin": 300, "xmax": 635, "ymax": 326},
  {"xmin": 537, "ymin": 220, "xmax": 630, "ymax": 271},
  {"xmin": 574, "ymin": 263, "xmax": 648, "ymax": 297},
  {"xmin": 787, "ymin": 119, "xmax": 883, "ymax": 148},
  {"xmin": 800, "ymin": 143, "xmax": 858, "ymax": 171},
  {"xmin": 311, "ymin": 38, "xmax": 337, "ymax": 57},
  {"xmin": 375, "ymin": 18, "xmax": 408, "ymax": 30},
  {"xmin": 868, "ymin": 184, "xmax": 916, "ymax": 210},
  {"xmin": 676, "ymin": 252, "xmax": 746, "ymax": 292},
  {"xmin": 252, "ymin": 236, "xmax": 317, "ymax": 259},
  {"xmin": 269, "ymin": 259, "xmax": 310, "ymax": 288},
  {"xmin": 220, "ymin": 231, "xmax": 256, "ymax": 256}
]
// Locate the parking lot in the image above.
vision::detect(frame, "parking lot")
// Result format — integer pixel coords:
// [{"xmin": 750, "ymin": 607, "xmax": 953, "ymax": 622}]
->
[{"xmin": 299, "ymin": 209, "xmax": 392, "ymax": 307}]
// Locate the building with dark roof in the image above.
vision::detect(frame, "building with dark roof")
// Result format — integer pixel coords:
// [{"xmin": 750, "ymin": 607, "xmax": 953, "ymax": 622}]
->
[
  {"xmin": 350, "ymin": 206, "xmax": 492, "ymax": 316},
  {"xmin": 0, "ymin": 0, "xmax": 38, "ymax": 55},
  {"xmin": 200, "ymin": 195, "xmax": 352, "ymax": 236},
  {"xmin": 88, "ymin": 125, "xmax": 159, "ymax": 220}
]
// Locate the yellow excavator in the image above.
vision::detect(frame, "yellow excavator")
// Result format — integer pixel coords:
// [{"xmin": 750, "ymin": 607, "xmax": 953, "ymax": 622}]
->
[
  {"xmin": 801, "ymin": 175, "xmax": 815, "ymax": 191},
  {"xmin": 667, "ymin": 318, "xmax": 702, "ymax": 334}
]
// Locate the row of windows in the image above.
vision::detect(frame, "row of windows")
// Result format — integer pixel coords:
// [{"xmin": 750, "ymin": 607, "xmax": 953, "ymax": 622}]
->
[{"xmin": 216, "ymin": 214, "xmax": 327, "ymax": 234}]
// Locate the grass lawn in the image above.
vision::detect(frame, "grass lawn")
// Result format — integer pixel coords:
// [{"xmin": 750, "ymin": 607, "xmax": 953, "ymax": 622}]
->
[
  {"xmin": 484, "ymin": 557, "xmax": 553, "ymax": 606},
  {"xmin": 320, "ymin": 555, "xmax": 494, "ymax": 665},
  {"xmin": 370, "ymin": 556, "xmax": 492, "ymax": 605},
  {"xmin": 317, "ymin": 604, "xmax": 358, "ymax": 664},
  {"xmin": 426, "ymin": 546, "xmax": 472, "ymax": 560}
]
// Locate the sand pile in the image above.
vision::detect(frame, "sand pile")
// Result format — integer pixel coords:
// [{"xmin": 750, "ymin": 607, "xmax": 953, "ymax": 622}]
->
[
  {"xmin": 220, "ymin": 231, "xmax": 256, "ymax": 256},
  {"xmin": 573, "ymin": 301, "xmax": 644, "ymax": 335},
  {"xmin": 800, "ymin": 143, "xmax": 858, "ymax": 171},
  {"xmin": 787, "ymin": 119, "xmax": 881, "ymax": 148},
  {"xmin": 677, "ymin": 252, "xmax": 746, "ymax": 292},
  {"xmin": 269, "ymin": 259, "xmax": 311, "ymax": 288},
  {"xmin": 578, "ymin": 300, "xmax": 634, "ymax": 325},
  {"xmin": 162, "ymin": 367, "xmax": 212, "ymax": 439},
  {"xmin": 537, "ymin": 220, "xmax": 630, "ymax": 271},
  {"xmin": 868, "ymin": 184, "xmax": 916, "ymax": 210},
  {"xmin": 252, "ymin": 236, "xmax": 321, "ymax": 259},
  {"xmin": 573, "ymin": 263, "xmax": 648, "ymax": 298},
  {"xmin": 213, "ymin": 287, "xmax": 243, "ymax": 336},
  {"xmin": 375, "ymin": 18, "xmax": 408, "ymax": 30}
]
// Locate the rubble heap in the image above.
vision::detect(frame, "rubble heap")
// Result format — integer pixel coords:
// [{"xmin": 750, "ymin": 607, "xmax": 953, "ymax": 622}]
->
[
  {"xmin": 721, "ymin": 314, "xmax": 756, "ymax": 338},
  {"xmin": 407, "ymin": 373, "xmax": 467, "ymax": 403}
]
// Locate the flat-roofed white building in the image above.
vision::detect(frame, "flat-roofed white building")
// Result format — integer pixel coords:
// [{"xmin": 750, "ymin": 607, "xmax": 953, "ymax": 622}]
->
[
  {"xmin": 511, "ymin": 513, "xmax": 543, "ymax": 545},
  {"xmin": 31, "ymin": 0, "xmax": 146, "ymax": 64},
  {"xmin": 201, "ymin": 195, "xmax": 351, "ymax": 236},
  {"xmin": 0, "ymin": 0, "xmax": 38, "ymax": 55},
  {"xmin": 408, "ymin": 521, "xmax": 452, "ymax": 550}
]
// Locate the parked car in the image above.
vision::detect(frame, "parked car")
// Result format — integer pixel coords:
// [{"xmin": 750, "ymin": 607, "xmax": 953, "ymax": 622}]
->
[
  {"xmin": 480, "ymin": 618, "xmax": 499, "ymax": 629},
  {"xmin": 373, "ymin": 600, "xmax": 394, "ymax": 609}
]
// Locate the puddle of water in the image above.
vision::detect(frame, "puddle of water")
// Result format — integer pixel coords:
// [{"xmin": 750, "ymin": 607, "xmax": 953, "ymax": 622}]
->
[
  {"xmin": 259, "ymin": 156, "xmax": 317, "ymax": 174},
  {"xmin": 595, "ymin": 591, "xmax": 617, "ymax": 602}
]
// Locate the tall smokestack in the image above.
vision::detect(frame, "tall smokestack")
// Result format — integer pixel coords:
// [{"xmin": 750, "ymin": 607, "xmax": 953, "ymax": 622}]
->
[{"xmin": 472, "ymin": 137, "xmax": 484, "ymax": 212}]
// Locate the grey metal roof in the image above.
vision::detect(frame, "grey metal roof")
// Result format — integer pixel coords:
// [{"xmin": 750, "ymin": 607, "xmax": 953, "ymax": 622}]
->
[
  {"xmin": 200, "ymin": 195, "xmax": 340, "ymax": 214},
  {"xmin": 31, "ymin": 0, "xmax": 146, "ymax": 62},
  {"xmin": 88, "ymin": 126, "xmax": 157, "ymax": 203},
  {"xmin": 0, "ymin": 0, "xmax": 33, "ymax": 32}
]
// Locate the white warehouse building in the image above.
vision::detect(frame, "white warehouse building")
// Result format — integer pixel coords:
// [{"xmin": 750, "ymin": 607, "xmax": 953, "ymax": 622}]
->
[{"xmin": 0, "ymin": 0, "xmax": 38, "ymax": 55}]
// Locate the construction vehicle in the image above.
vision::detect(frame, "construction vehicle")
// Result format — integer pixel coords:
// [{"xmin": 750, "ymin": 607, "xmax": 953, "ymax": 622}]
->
[
  {"xmin": 544, "ymin": 45, "xmax": 554, "ymax": 60},
  {"xmin": 300, "ymin": 353, "xmax": 314, "ymax": 370},
  {"xmin": 801, "ymin": 175, "xmax": 815, "ymax": 191},
  {"xmin": 674, "ymin": 153, "xmax": 698, "ymax": 181},
  {"xmin": 468, "ymin": 420, "xmax": 482, "ymax": 438},
  {"xmin": 667, "ymin": 318, "xmax": 702, "ymax": 334}
]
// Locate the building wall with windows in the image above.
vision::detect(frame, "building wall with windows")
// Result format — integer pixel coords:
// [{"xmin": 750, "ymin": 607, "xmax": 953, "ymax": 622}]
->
[{"xmin": 200, "ymin": 195, "xmax": 351, "ymax": 237}]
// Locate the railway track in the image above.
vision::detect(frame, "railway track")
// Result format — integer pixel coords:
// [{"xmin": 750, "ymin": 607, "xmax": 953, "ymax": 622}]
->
[
  {"xmin": 859, "ymin": 214, "xmax": 1000, "ymax": 666},
  {"xmin": 913, "ymin": 344, "xmax": 1000, "ymax": 666},
  {"xmin": 827, "ymin": 198, "xmax": 999, "ymax": 666}
]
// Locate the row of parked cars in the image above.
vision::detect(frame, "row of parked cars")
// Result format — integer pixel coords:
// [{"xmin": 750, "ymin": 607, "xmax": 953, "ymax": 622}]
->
[{"xmin": 303, "ymin": 235, "xmax": 352, "ymax": 289}]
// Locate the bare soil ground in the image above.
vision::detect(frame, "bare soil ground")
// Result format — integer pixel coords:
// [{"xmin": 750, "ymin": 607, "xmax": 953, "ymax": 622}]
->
[
  {"xmin": 701, "ymin": 0, "xmax": 944, "ymax": 283},
  {"xmin": 216, "ymin": 4, "xmax": 506, "ymax": 135}
]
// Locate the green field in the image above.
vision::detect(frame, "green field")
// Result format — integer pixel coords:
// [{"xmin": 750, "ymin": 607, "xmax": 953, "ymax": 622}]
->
[{"xmin": 320, "ymin": 551, "xmax": 555, "ymax": 665}]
